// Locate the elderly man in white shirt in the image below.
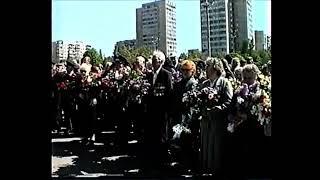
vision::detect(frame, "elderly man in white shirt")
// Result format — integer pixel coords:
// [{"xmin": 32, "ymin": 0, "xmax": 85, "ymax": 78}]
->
[{"xmin": 143, "ymin": 50, "xmax": 173, "ymax": 173}]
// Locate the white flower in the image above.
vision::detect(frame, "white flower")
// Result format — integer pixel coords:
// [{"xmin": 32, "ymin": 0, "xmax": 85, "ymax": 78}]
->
[
  {"xmin": 193, "ymin": 91, "xmax": 198, "ymax": 97},
  {"xmin": 251, "ymin": 93, "xmax": 259, "ymax": 101},
  {"xmin": 182, "ymin": 93, "xmax": 188, "ymax": 102},
  {"xmin": 115, "ymin": 71, "xmax": 123, "ymax": 80},
  {"xmin": 251, "ymin": 105, "xmax": 257, "ymax": 115},
  {"xmin": 227, "ymin": 123, "xmax": 234, "ymax": 133},
  {"xmin": 202, "ymin": 87, "xmax": 209, "ymax": 94},
  {"xmin": 237, "ymin": 96, "xmax": 244, "ymax": 104},
  {"xmin": 258, "ymin": 113, "xmax": 264, "ymax": 125},
  {"xmin": 208, "ymin": 93, "xmax": 214, "ymax": 100},
  {"xmin": 92, "ymin": 98, "xmax": 97, "ymax": 105},
  {"xmin": 265, "ymin": 118, "xmax": 271, "ymax": 124}
]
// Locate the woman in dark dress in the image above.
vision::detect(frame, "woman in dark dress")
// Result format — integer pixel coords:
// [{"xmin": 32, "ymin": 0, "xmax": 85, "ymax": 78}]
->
[
  {"xmin": 228, "ymin": 64, "xmax": 270, "ymax": 179},
  {"xmin": 171, "ymin": 60, "xmax": 198, "ymax": 172},
  {"xmin": 199, "ymin": 58, "xmax": 233, "ymax": 177}
]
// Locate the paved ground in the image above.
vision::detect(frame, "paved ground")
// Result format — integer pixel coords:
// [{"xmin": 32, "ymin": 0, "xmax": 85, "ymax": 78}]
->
[
  {"xmin": 51, "ymin": 128, "xmax": 195, "ymax": 178},
  {"xmin": 51, "ymin": 125, "xmax": 271, "ymax": 179}
]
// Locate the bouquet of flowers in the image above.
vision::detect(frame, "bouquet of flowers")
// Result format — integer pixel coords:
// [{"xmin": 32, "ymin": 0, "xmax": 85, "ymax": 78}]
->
[
  {"xmin": 227, "ymin": 82, "xmax": 260, "ymax": 132},
  {"xmin": 79, "ymin": 75, "xmax": 93, "ymax": 91},
  {"xmin": 56, "ymin": 81, "xmax": 68, "ymax": 91},
  {"xmin": 198, "ymin": 87, "xmax": 220, "ymax": 110},
  {"xmin": 182, "ymin": 88, "xmax": 199, "ymax": 109},
  {"xmin": 172, "ymin": 123, "xmax": 191, "ymax": 140},
  {"xmin": 257, "ymin": 74, "xmax": 271, "ymax": 92},
  {"xmin": 126, "ymin": 78, "xmax": 151, "ymax": 104},
  {"xmin": 182, "ymin": 86, "xmax": 220, "ymax": 111},
  {"xmin": 228, "ymin": 77, "xmax": 241, "ymax": 92},
  {"xmin": 250, "ymin": 89, "xmax": 272, "ymax": 126},
  {"xmin": 172, "ymin": 71, "xmax": 182, "ymax": 84}
]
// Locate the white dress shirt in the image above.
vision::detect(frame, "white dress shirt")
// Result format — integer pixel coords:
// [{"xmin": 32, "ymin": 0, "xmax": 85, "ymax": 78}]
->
[
  {"xmin": 153, "ymin": 66, "xmax": 162, "ymax": 85},
  {"xmin": 209, "ymin": 77, "xmax": 218, "ymax": 87}
]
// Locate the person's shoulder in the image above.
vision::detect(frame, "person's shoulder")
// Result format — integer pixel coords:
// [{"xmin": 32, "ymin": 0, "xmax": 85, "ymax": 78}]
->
[
  {"xmin": 202, "ymin": 79, "xmax": 210, "ymax": 86},
  {"xmin": 161, "ymin": 67, "xmax": 171, "ymax": 73},
  {"xmin": 161, "ymin": 68, "xmax": 172, "ymax": 76},
  {"xmin": 189, "ymin": 77, "xmax": 198, "ymax": 85},
  {"xmin": 234, "ymin": 66, "xmax": 242, "ymax": 71},
  {"xmin": 219, "ymin": 76, "xmax": 230, "ymax": 83}
]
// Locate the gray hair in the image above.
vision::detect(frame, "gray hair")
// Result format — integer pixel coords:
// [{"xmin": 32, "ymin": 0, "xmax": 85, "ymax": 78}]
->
[
  {"xmin": 206, "ymin": 57, "xmax": 224, "ymax": 76},
  {"xmin": 232, "ymin": 57, "xmax": 240, "ymax": 66},
  {"xmin": 152, "ymin": 50, "xmax": 166, "ymax": 63},
  {"xmin": 242, "ymin": 64, "xmax": 260, "ymax": 76}
]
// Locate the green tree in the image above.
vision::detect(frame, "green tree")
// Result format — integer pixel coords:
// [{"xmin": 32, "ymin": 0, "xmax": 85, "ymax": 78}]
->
[
  {"xmin": 179, "ymin": 52, "xmax": 187, "ymax": 60},
  {"xmin": 99, "ymin": 49, "xmax": 103, "ymax": 61},
  {"xmin": 136, "ymin": 46, "xmax": 153, "ymax": 59},
  {"xmin": 250, "ymin": 50, "xmax": 260, "ymax": 63},
  {"xmin": 118, "ymin": 46, "xmax": 153, "ymax": 65},
  {"xmin": 118, "ymin": 46, "xmax": 132, "ymax": 63},
  {"xmin": 83, "ymin": 48, "xmax": 103, "ymax": 65},
  {"xmin": 215, "ymin": 52, "xmax": 225, "ymax": 59},
  {"xmin": 229, "ymin": 52, "xmax": 244, "ymax": 60},
  {"xmin": 188, "ymin": 50, "xmax": 201, "ymax": 60}
]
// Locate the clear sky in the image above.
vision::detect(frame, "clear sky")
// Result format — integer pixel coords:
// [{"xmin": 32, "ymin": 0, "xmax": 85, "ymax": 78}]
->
[{"xmin": 52, "ymin": 0, "xmax": 271, "ymax": 57}]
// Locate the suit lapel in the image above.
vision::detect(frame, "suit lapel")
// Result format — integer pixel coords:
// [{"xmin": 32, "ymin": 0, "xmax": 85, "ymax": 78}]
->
[{"xmin": 154, "ymin": 68, "xmax": 163, "ymax": 85}]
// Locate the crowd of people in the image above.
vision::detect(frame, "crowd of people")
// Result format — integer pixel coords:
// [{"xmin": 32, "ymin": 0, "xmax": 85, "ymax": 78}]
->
[{"xmin": 51, "ymin": 50, "xmax": 271, "ymax": 178}]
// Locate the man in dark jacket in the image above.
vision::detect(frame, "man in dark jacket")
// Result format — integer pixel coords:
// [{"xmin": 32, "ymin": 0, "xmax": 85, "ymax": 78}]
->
[{"xmin": 143, "ymin": 50, "xmax": 173, "ymax": 173}]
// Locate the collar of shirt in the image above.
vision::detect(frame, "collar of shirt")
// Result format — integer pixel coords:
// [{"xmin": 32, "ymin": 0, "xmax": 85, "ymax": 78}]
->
[
  {"xmin": 210, "ymin": 77, "xmax": 218, "ymax": 87},
  {"xmin": 153, "ymin": 66, "xmax": 162, "ymax": 85}
]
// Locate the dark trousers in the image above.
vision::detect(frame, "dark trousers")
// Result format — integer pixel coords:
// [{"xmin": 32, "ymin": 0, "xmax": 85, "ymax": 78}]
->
[
  {"xmin": 127, "ymin": 103, "xmax": 145, "ymax": 142},
  {"xmin": 78, "ymin": 101, "xmax": 96, "ymax": 139}
]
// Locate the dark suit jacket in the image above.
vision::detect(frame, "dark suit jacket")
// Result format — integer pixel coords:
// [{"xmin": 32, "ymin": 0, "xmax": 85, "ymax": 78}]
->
[
  {"xmin": 146, "ymin": 67, "xmax": 173, "ymax": 106},
  {"xmin": 145, "ymin": 67, "xmax": 173, "ymax": 143},
  {"xmin": 172, "ymin": 76, "xmax": 198, "ymax": 125}
]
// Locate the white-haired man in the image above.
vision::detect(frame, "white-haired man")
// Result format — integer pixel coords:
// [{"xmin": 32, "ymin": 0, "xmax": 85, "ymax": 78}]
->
[{"xmin": 143, "ymin": 50, "xmax": 173, "ymax": 173}]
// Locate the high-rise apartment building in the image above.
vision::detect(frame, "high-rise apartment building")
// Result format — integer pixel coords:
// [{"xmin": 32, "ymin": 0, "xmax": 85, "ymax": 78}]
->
[
  {"xmin": 136, "ymin": 0, "xmax": 177, "ymax": 57},
  {"xmin": 200, "ymin": 0, "xmax": 230, "ymax": 56},
  {"xmin": 52, "ymin": 40, "xmax": 68, "ymax": 63},
  {"xmin": 200, "ymin": 0, "xmax": 253, "ymax": 55},
  {"xmin": 52, "ymin": 40, "xmax": 91, "ymax": 64},
  {"xmin": 255, "ymin": 30, "xmax": 264, "ymax": 51},
  {"xmin": 229, "ymin": 0, "xmax": 253, "ymax": 51}
]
